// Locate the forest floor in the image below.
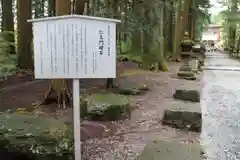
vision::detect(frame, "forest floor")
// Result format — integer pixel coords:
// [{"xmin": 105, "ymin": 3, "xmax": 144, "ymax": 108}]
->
[{"xmin": 0, "ymin": 61, "xmax": 201, "ymax": 159}]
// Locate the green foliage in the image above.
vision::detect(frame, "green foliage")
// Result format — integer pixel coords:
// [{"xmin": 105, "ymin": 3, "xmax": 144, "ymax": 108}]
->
[
  {"xmin": 0, "ymin": 32, "xmax": 17, "ymax": 77},
  {"xmin": 0, "ymin": 112, "xmax": 73, "ymax": 158},
  {"xmin": 117, "ymin": 39, "xmax": 132, "ymax": 54}
]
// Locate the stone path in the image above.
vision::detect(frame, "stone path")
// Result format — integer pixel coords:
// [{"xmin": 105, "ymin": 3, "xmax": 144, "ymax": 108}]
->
[{"xmin": 201, "ymin": 52, "xmax": 240, "ymax": 160}]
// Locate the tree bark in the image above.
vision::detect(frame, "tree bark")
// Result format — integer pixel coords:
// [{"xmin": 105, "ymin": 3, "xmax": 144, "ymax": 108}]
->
[
  {"xmin": 39, "ymin": 0, "xmax": 72, "ymax": 108},
  {"xmin": 1, "ymin": 0, "xmax": 15, "ymax": 54},
  {"xmin": 228, "ymin": 0, "xmax": 237, "ymax": 53},
  {"xmin": 1, "ymin": 0, "xmax": 14, "ymax": 32},
  {"xmin": 172, "ymin": 0, "xmax": 182, "ymax": 61},
  {"xmin": 34, "ymin": 0, "xmax": 45, "ymax": 18},
  {"xmin": 172, "ymin": 0, "xmax": 192, "ymax": 61},
  {"xmin": 75, "ymin": 0, "xmax": 87, "ymax": 14},
  {"xmin": 17, "ymin": 0, "xmax": 33, "ymax": 69},
  {"xmin": 56, "ymin": 0, "xmax": 71, "ymax": 15},
  {"xmin": 48, "ymin": 0, "xmax": 56, "ymax": 16}
]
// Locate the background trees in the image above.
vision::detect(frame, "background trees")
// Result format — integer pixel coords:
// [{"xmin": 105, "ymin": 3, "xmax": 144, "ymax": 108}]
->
[
  {"xmin": 0, "ymin": 0, "xmax": 210, "ymax": 106},
  {"xmin": 217, "ymin": 0, "xmax": 240, "ymax": 55}
]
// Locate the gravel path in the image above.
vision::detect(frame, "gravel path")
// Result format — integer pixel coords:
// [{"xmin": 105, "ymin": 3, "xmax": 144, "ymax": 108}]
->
[
  {"xmin": 201, "ymin": 52, "xmax": 240, "ymax": 160},
  {"xmin": 82, "ymin": 62, "xmax": 200, "ymax": 160}
]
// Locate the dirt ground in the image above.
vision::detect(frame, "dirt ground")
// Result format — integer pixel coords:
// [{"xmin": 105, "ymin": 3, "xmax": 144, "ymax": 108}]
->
[{"xmin": 0, "ymin": 61, "xmax": 200, "ymax": 159}]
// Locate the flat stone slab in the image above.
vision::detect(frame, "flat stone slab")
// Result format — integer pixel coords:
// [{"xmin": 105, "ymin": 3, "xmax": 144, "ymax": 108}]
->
[
  {"xmin": 138, "ymin": 139, "xmax": 204, "ymax": 160},
  {"xmin": 173, "ymin": 89, "xmax": 200, "ymax": 102},
  {"xmin": 116, "ymin": 80, "xmax": 149, "ymax": 95},
  {"xmin": 177, "ymin": 71, "xmax": 196, "ymax": 81},
  {"xmin": 83, "ymin": 93, "xmax": 131, "ymax": 121},
  {"xmin": 162, "ymin": 101, "xmax": 202, "ymax": 132}
]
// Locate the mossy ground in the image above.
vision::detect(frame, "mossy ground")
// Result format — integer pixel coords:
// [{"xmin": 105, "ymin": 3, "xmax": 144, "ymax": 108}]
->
[{"xmin": 0, "ymin": 111, "xmax": 73, "ymax": 159}]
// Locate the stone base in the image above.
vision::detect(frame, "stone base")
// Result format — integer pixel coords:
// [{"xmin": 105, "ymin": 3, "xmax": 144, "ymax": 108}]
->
[
  {"xmin": 179, "ymin": 65, "xmax": 192, "ymax": 72},
  {"xmin": 84, "ymin": 93, "xmax": 131, "ymax": 121},
  {"xmin": 116, "ymin": 80, "xmax": 149, "ymax": 95},
  {"xmin": 173, "ymin": 89, "xmax": 200, "ymax": 102},
  {"xmin": 138, "ymin": 139, "xmax": 204, "ymax": 160},
  {"xmin": 177, "ymin": 71, "xmax": 195, "ymax": 77},
  {"xmin": 189, "ymin": 59, "xmax": 199, "ymax": 72},
  {"xmin": 162, "ymin": 101, "xmax": 201, "ymax": 132}
]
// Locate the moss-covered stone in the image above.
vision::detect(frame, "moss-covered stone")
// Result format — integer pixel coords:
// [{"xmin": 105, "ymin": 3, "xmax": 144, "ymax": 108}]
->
[
  {"xmin": 162, "ymin": 101, "xmax": 202, "ymax": 132},
  {"xmin": 120, "ymin": 69, "xmax": 145, "ymax": 77},
  {"xmin": 180, "ymin": 52, "xmax": 192, "ymax": 59},
  {"xmin": 173, "ymin": 89, "xmax": 200, "ymax": 102},
  {"xmin": 192, "ymin": 47, "xmax": 202, "ymax": 53},
  {"xmin": 180, "ymin": 39, "xmax": 195, "ymax": 52},
  {"xmin": 0, "ymin": 112, "xmax": 73, "ymax": 159},
  {"xmin": 138, "ymin": 139, "xmax": 203, "ymax": 160},
  {"xmin": 177, "ymin": 71, "xmax": 195, "ymax": 77},
  {"xmin": 117, "ymin": 54, "xmax": 142, "ymax": 64},
  {"xmin": 116, "ymin": 81, "xmax": 149, "ymax": 95},
  {"xmin": 192, "ymin": 44, "xmax": 206, "ymax": 55},
  {"xmin": 188, "ymin": 59, "xmax": 199, "ymax": 72},
  {"xmin": 178, "ymin": 76, "xmax": 197, "ymax": 81},
  {"xmin": 84, "ymin": 93, "xmax": 131, "ymax": 121},
  {"xmin": 179, "ymin": 65, "xmax": 192, "ymax": 72}
]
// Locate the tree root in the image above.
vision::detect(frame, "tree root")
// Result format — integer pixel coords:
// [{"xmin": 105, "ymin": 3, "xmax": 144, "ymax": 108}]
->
[{"xmin": 33, "ymin": 80, "xmax": 72, "ymax": 108}]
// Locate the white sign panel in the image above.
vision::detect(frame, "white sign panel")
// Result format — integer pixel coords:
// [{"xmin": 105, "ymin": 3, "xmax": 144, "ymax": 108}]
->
[{"xmin": 30, "ymin": 15, "xmax": 120, "ymax": 79}]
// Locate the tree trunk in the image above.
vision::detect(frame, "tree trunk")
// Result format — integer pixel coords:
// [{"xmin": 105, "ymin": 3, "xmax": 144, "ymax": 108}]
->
[
  {"xmin": 1, "ymin": 0, "xmax": 14, "ymax": 31},
  {"xmin": 1, "ymin": 0, "xmax": 15, "ymax": 54},
  {"xmin": 34, "ymin": 0, "xmax": 45, "ymax": 18},
  {"xmin": 39, "ymin": 0, "xmax": 72, "ymax": 108},
  {"xmin": 166, "ymin": 1, "xmax": 173, "ymax": 53},
  {"xmin": 172, "ymin": 0, "xmax": 182, "ymax": 61},
  {"xmin": 48, "ymin": 0, "xmax": 56, "ymax": 16},
  {"xmin": 172, "ymin": 0, "xmax": 192, "ymax": 61},
  {"xmin": 17, "ymin": 0, "xmax": 33, "ymax": 69},
  {"xmin": 131, "ymin": 0, "xmax": 143, "ymax": 53},
  {"xmin": 158, "ymin": 0, "xmax": 168, "ymax": 71},
  {"xmin": 75, "ymin": 0, "xmax": 87, "ymax": 14},
  {"xmin": 56, "ymin": 0, "xmax": 70, "ymax": 15},
  {"xmin": 228, "ymin": 0, "xmax": 237, "ymax": 53}
]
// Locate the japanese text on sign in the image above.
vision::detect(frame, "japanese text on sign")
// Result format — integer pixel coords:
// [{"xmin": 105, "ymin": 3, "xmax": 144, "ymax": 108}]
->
[{"xmin": 98, "ymin": 30, "xmax": 104, "ymax": 55}]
